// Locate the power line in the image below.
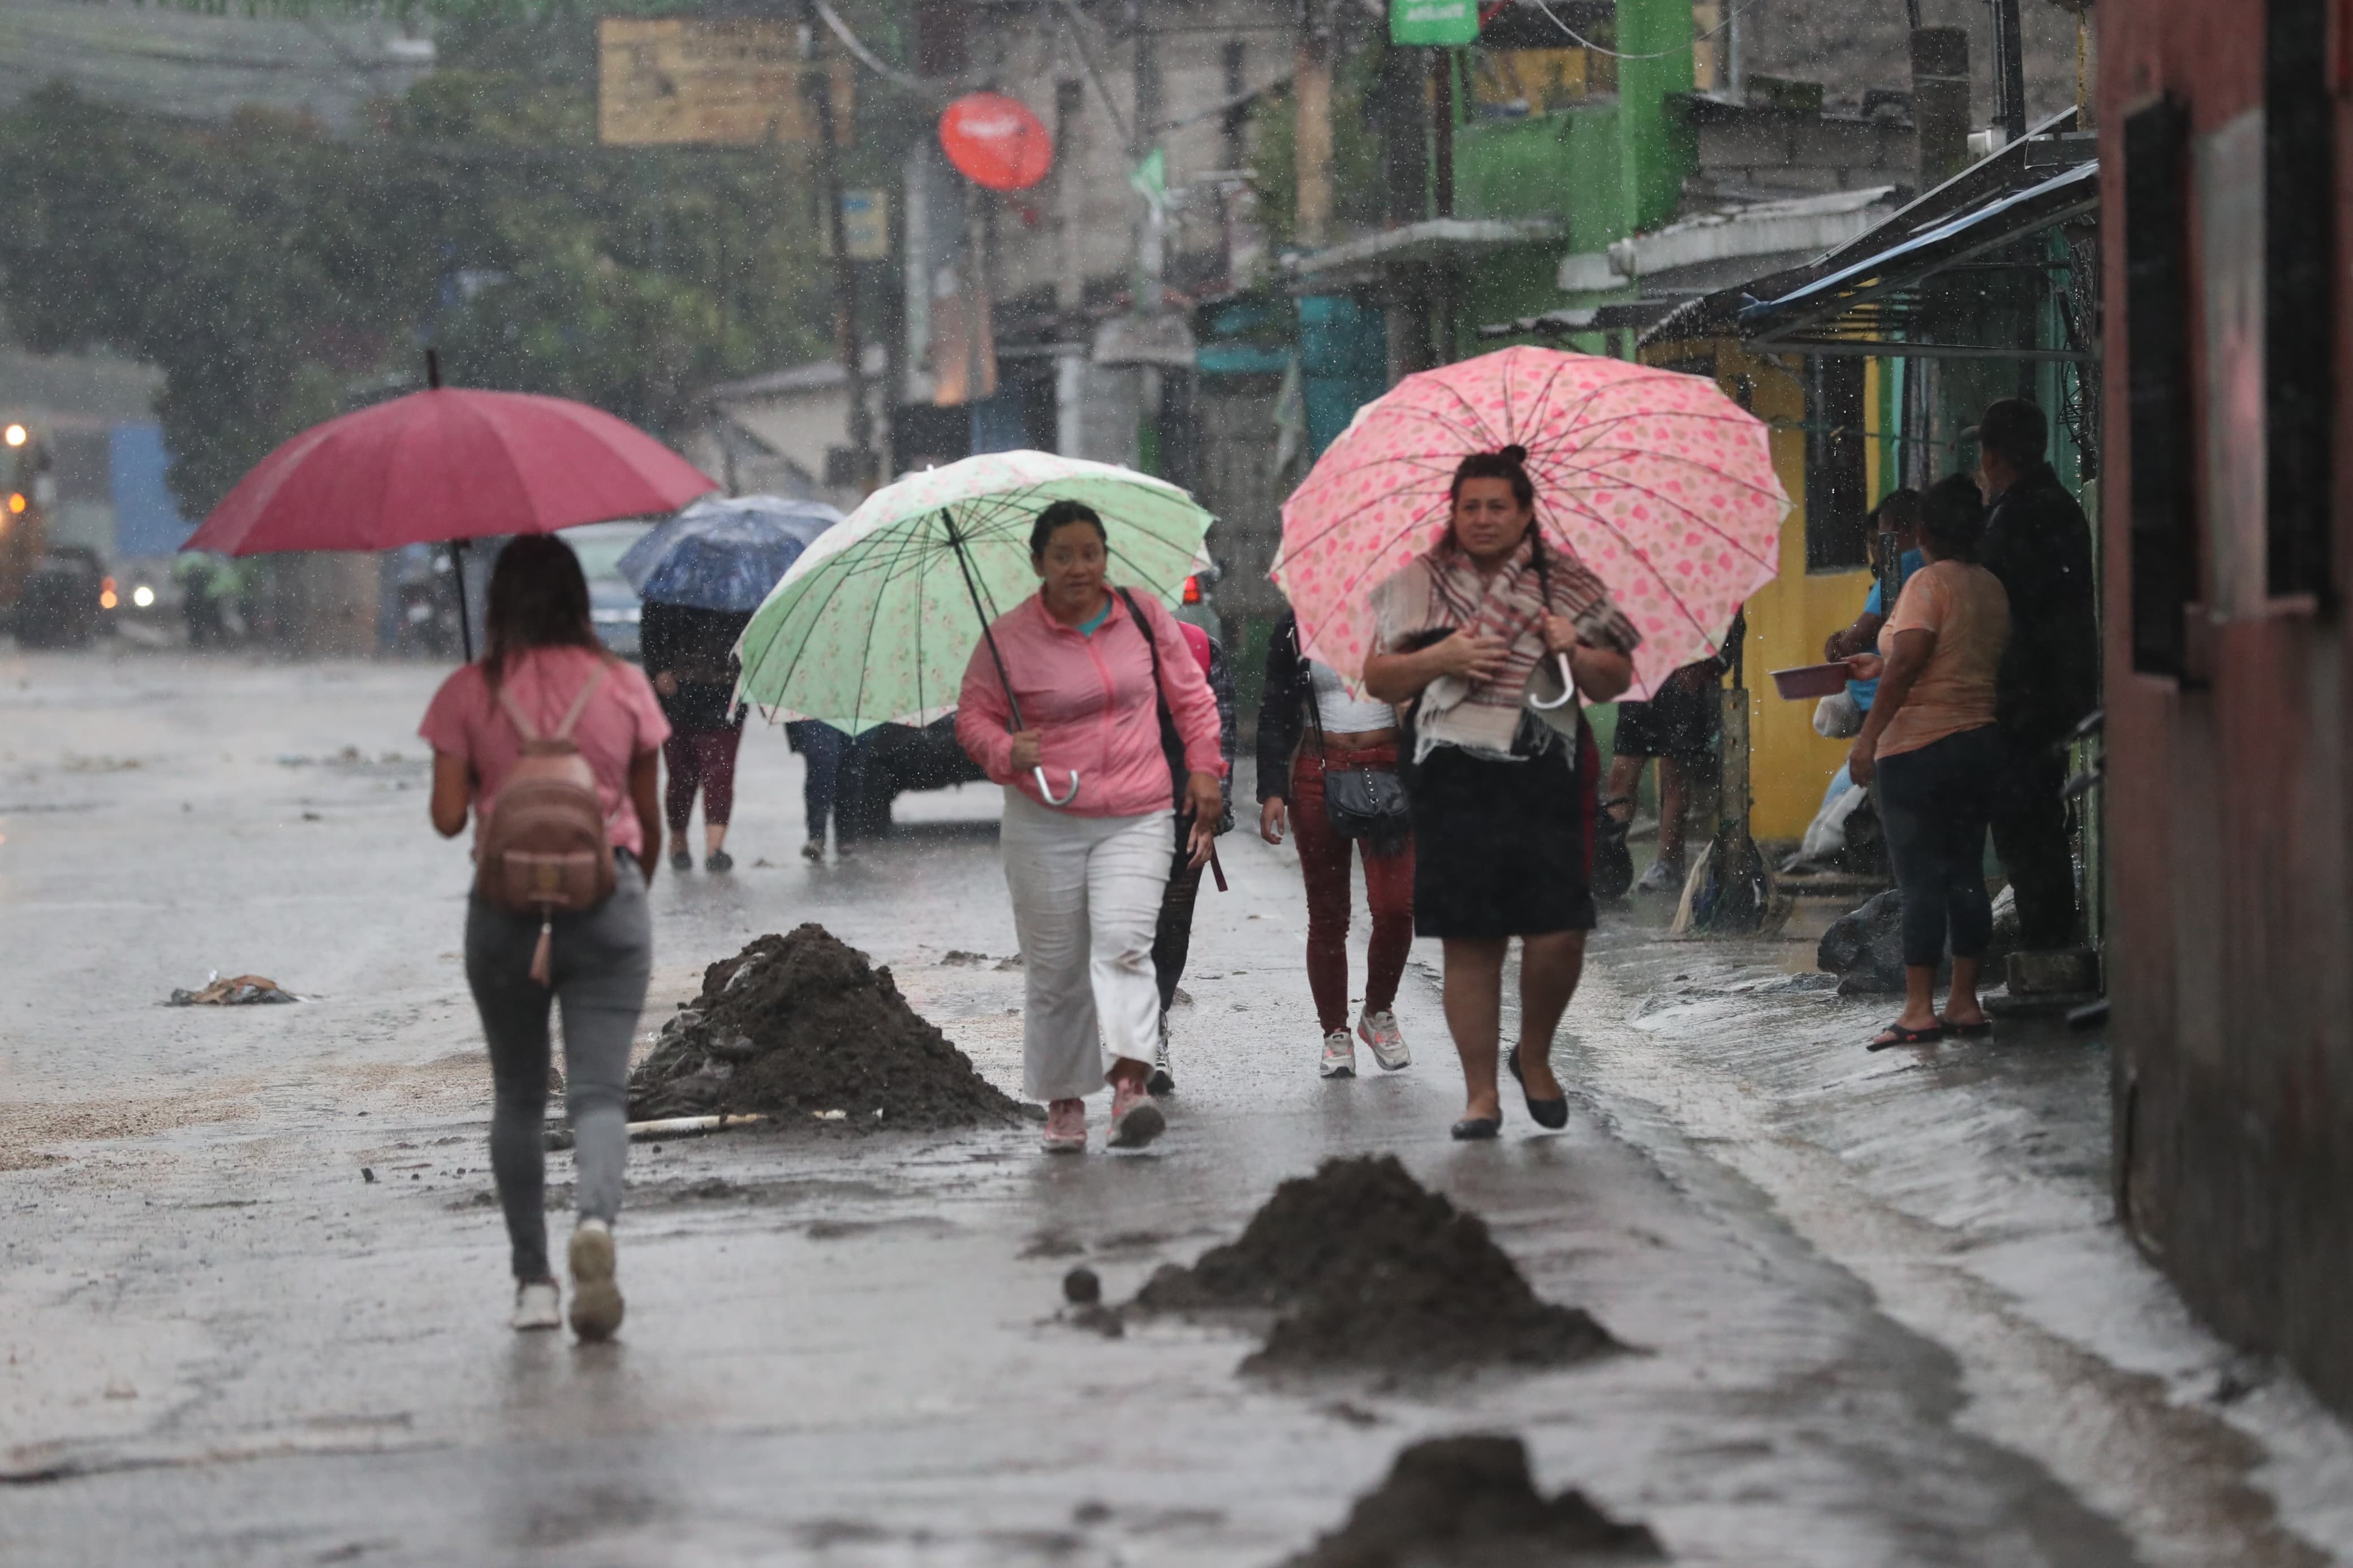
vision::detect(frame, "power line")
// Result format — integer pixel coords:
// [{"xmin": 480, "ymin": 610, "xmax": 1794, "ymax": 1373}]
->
[
  {"xmin": 810, "ymin": 1, "xmax": 933, "ymax": 97},
  {"xmin": 1525, "ymin": 0, "xmax": 1755, "ymax": 63}
]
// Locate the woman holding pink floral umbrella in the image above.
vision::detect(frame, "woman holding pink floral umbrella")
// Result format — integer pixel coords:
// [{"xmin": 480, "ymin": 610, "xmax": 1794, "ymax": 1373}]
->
[{"xmin": 1281, "ymin": 347, "xmax": 1787, "ymax": 1140}]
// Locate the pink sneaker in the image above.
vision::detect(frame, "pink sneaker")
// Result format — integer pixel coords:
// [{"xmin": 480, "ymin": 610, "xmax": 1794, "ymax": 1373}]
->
[
  {"xmin": 1107, "ymin": 1081, "xmax": 1166, "ymax": 1150},
  {"xmin": 1041, "ymin": 1098, "xmax": 1087, "ymax": 1154}
]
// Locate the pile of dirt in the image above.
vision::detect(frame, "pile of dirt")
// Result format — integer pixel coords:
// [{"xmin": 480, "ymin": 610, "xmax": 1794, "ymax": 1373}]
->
[
  {"xmin": 626, "ymin": 925, "xmax": 1024, "ymax": 1130},
  {"xmin": 1134, "ymin": 1156, "xmax": 1619, "ymax": 1373},
  {"xmin": 1282, "ymin": 1435, "xmax": 1662, "ymax": 1567}
]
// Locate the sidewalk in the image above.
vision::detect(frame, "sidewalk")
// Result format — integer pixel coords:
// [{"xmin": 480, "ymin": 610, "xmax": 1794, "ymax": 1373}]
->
[{"xmin": 1559, "ymin": 925, "xmax": 2353, "ymax": 1565}]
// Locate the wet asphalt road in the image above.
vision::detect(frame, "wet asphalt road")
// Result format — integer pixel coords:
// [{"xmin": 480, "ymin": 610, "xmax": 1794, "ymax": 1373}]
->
[{"xmin": 2, "ymin": 650, "xmax": 2349, "ymax": 1567}]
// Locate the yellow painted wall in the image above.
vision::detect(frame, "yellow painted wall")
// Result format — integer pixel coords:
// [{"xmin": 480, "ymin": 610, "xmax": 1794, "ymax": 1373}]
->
[{"xmin": 1656, "ymin": 339, "xmax": 1874, "ymax": 843}]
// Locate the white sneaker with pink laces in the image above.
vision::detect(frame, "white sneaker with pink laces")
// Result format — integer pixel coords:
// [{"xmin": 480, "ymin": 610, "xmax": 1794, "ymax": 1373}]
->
[
  {"xmin": 1356, "ymin": 1009, "xmax": 1411, "ymax": 1072},
  {"xmin": 1041, "ymin": 1098, "xmax": 1088, "ymax": 1154}
]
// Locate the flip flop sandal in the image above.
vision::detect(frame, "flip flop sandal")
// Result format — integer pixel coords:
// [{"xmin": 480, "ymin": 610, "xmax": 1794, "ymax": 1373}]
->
[
  {"xmin": 1867, "ymin": 1021, "xmax": 1946, "ymax": 1051},
  {"xmin": 1940, "ymin": 1018, "xmax": 1994, "ymax": 1038}
]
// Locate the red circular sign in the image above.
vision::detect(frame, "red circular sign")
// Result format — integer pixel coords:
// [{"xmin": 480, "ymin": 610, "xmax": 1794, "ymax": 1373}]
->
[{"xmin": 938, "ymin": 92, "xmax": 1054, "ymax": 192}]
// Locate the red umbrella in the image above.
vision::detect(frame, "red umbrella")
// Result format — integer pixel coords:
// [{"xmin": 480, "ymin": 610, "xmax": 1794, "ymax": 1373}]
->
[{"xmin": 186, "ymin": 354, "xmax": 716, "ymax": 655}]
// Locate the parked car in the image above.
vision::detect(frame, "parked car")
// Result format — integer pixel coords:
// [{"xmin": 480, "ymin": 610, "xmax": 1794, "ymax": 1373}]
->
[
  {"xmin": 839, "ymin": 716, "xmax": 989, "ymax": 839},
  {"xmin": 566, "ymin": 520, "xmax": 655, "ymax": 659},
  {"xmin": 1173, "ymin": 556, "xmax": 1222, "ymax": 636},
  {"xmin": 12, "ymin": 547, "xmax": 107, "ymax": 648}
]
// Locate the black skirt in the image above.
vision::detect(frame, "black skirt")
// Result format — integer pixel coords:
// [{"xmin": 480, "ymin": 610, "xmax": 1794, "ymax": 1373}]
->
[{"xmin": 1408, "ymin": 732, "xmax": 1598, "ymax": 939}]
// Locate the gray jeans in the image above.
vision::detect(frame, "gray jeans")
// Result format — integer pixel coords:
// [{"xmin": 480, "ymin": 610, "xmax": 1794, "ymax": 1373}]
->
[{"xmin": 464, "ymin": 857, "xmax": 652, "ymax": 1281}]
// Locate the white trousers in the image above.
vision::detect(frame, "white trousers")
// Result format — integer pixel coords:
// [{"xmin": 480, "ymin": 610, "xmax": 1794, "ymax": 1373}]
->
[{"xmin": 999, "ymin": 789, "xmax": 1174, "ymax": 1102}]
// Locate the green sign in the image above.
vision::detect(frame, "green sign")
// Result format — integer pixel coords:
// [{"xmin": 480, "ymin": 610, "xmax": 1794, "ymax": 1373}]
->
[{"xmin": 1390, "ymin": 0, "xmax": 1479, "ymax": 46}]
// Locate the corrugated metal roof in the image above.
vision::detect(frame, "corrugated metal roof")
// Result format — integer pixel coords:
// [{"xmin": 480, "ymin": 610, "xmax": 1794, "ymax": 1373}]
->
[{"xmin": 0, "ymin": 0, "xmax": 434, "ymax": 129}]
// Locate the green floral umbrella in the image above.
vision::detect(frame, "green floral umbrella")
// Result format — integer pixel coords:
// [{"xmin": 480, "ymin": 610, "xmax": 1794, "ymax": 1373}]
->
[{"xmin": 735, "ymin": 450, "xmax": 1214, "ymax": 780}]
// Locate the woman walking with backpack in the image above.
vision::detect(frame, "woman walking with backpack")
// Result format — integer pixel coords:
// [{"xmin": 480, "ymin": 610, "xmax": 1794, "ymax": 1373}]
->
[
  {"xmin": 420, "ymin": 534, "xmax": 670, "ymax": 1338},
  {"xmin": 1256, "ymin": 608, "xmax": 1415, "ymax": 1079},
  {"xmin": 1363, "ymin": 449, "xmax": 1639, "ymax": 1139},
  {"xmin": 955, "ymin": 500, "xmax": 1225, "ymax": 1154}
]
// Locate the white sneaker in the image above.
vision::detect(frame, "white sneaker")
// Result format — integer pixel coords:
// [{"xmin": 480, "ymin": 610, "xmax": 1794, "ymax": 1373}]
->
[
  {"xmin": 1356, "ymin": 1009, "xmax": 1411, "ymax": 1072},
  {"xmin": 1147, "ymin": 1012, "xmax": 1175, "ymax": 1095},
  {"xmin": 1319, "ymin": 1029, "xmax": 1356, "ymax": 1079},
  {"xmin": 1636, "ymin": 857, "xmax": 1686, "ymax": 895},
  {"xmin": 567, "ymin": 1218, "xmax": 624, "ymax": 1341},
  {"xmin": 511, "ymin": 1279, "xmax": 561, "ymax": 1332}
]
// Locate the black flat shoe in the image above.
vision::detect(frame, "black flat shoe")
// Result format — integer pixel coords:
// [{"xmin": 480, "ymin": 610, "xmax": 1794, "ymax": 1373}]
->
[
  {"xmin": 1506, "ymin": 1047, "xmax": 1570, "ymax": 1130},
  {"xmin": 1450, "ymin": 1117, "xmax": 1502, "ymax": 1141},
  {"xmin": 669, "ymin": 849, "xmax": 692, "ymax": 872}
]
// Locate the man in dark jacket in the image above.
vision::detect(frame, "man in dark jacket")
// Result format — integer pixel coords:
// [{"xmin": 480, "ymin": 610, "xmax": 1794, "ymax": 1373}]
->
[{"xmin": 1973, "ymin": 399, "xmax": 2098, "ymax": 952}]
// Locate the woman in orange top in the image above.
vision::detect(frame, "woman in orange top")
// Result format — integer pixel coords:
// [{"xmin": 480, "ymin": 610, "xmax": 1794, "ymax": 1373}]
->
[{"xmin": 1842, "ymin": 474, "xmax": 2011, "ymax": 1049}]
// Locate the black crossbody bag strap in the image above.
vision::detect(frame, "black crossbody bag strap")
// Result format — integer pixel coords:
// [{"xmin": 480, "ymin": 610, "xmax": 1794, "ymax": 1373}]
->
[{"xmin": 1117, "ymin": 589, "xmax": 1189, "ymax": 817}]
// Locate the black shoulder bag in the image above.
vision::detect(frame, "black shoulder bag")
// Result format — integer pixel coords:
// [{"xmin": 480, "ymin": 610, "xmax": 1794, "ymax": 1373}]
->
[{"xmin": 1305, "ymin": 674, "xmax": 1413, "ymax": 848}]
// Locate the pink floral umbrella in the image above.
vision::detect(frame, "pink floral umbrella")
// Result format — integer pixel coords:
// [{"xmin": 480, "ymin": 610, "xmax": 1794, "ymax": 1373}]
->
[{"xmin": 1272, "ymin": 345, "xmax": 1789, "ymax": 701}]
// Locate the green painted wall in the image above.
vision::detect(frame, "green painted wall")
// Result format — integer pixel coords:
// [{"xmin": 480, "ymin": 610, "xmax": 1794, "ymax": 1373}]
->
[
  {"xmin": 1449, "ymin": 0, "xmax": 1697, "ymax": 352},
  {"xmin": 1455, "ymin": 103, "xmax": 1624, "ymax": 245},
  {"xmin": 1614, "ymin": 0, "xmax": 1698, "ymax": 236}
]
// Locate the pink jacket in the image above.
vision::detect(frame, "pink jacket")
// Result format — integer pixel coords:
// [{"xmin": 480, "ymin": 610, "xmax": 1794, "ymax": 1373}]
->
[{"xmin": 956, "ymin": 589, "xmax": 1226, "ymax": 818}]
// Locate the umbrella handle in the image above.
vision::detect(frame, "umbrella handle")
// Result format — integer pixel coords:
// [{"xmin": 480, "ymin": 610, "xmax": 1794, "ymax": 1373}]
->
[
  {"xmin": 1527, "ymin": 652, "xmax": 1578, "ymax": 710},
  {"xmin": 1033, "ymin": 766, "xmax": 1081, "ymax": 807}
]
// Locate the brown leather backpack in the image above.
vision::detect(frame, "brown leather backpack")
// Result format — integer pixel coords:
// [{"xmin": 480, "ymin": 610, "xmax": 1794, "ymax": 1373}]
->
[{"xmin": 475, "ymin": 663, "xmax": 617, "ymax": 984}]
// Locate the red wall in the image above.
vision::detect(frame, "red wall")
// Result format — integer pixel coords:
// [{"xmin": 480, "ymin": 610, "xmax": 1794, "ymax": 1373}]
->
[{"xmin": 2100, "ymin": 0, "xmax": 2353, "ymax": 1413}]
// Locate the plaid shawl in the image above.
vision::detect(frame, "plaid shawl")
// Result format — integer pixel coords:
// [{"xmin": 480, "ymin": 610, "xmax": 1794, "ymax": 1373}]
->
[{"xmin": 1372, "ymin": 533, "xmax": 1641, "ymax": 762}]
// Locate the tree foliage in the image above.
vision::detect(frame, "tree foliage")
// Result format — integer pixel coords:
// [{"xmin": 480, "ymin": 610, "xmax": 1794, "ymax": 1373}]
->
[{"xmin": 0, "ymin": 8, "xmax": 855, "ymax": 516}]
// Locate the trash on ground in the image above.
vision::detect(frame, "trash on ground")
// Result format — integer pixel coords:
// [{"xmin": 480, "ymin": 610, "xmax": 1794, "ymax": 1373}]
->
[
  {"xmin": 1281, "ymin": 1434, "xmax": 1662, "ymax": 1567},
  {"xmin": 1819, "ymin": 885, "xmax": 2016, "ymax": 995},
  {"xmin": 626, "ymin": 925, "xmax": 1024, "ymax": 1129},
  {"xmin": 169, "ymin": 972, "xmax": 298, "ymax": 1005},
  {"xmin": 1132, "ymin": 1155, "xmax": 1621, "ymax": 1373},
  {"xmin": 542, "ymin": 1112, "xmax": 771, "ymax": 1152}
]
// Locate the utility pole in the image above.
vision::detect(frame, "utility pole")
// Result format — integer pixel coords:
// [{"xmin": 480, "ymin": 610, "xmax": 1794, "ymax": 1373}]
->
[
  {"xmin": 1133, "ymin": 6, "xmax": 1165, "ymax": 476},
  {"xmin": 1133, "ymin": 11, "xmax": 1163, "ymax": 316},
  {"xmin": 1910, "ymin": 27, "xmax": 1971, "ymax": 187},
  {"xmin": 808, "ymin": 43, "xmax": 875, "ymax": 491},
  {"xmin": 1432, "ymin": 48, "xmax": 1457, "ymax": 366},
  {"xmin": 1294, "ymin": 0, "xmax": 1333, "ymax": 248},
  {"xmin": 1989, "ymin": 0, "xmax": 2028, "ymax": 144}
]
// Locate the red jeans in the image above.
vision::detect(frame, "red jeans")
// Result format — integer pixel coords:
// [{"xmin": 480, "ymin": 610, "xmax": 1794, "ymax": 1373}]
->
[
  {"xmin": 663, "ymin": 727, "xmax": 743, "ymax": 832},
  {"xmin": 1290, "ymin": 748, "xmax": 1415, "ymax": 1034}
]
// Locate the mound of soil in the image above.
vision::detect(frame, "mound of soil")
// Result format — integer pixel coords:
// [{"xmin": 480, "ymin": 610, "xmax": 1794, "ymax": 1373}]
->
[
  {"xmin": 627, "ymin": 925, "xmax": 1023, "ymax": 1130},
  {"xmin": 1134, "ymin": 1156, "xmax": 1619, "ymax": 1373},
  {"xmin": 1283, "ymin": 1436, "xmax": 1662, "ymax": 1567}
]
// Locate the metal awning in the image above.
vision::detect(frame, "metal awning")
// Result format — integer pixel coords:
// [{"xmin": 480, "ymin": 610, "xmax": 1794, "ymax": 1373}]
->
[
  {"xmin": 1734, "ymin": 160, "xmax": 2099, "ymax": 362},
  {"xmin": 1476, "ymin": 301, "xmax": 1683, "ymax": 340},
  {"xmin": 1286, "ymin": 218, "xmax": 1565, "ymax": 287}
]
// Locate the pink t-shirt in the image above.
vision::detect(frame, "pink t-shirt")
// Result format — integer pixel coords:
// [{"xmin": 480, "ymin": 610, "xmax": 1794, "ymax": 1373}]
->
[{"xmin": 419, "ymin": 645, "xmax": 671, "ymax": 858}]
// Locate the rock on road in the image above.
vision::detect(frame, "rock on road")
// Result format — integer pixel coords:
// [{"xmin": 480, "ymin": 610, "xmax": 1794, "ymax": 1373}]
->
[{"xmin": 1, "ymin": 649, "xmax": 2348, "ymax": 1566}]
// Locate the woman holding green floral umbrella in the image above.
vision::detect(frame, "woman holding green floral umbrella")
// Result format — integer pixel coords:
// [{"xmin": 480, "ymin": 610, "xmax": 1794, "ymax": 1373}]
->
[
  {"xmin": 955, "ymin": 500, "xmax": 1223, "ymax": 1153},
  {"xmin": 735, "ymin": 451, "xmax": 1225, "ymax": 1151}
]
